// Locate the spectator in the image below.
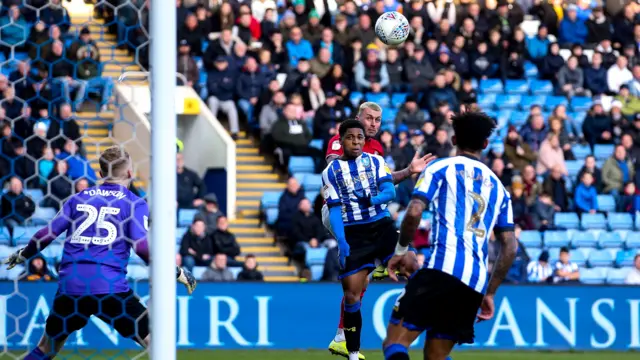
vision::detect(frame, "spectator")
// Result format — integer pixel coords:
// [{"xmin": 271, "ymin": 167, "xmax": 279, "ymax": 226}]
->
[
  {"xmin": 426, "ymin": 73, "xmax": 458, "ymax": 114},
  {"xmin": 75, "ymin": 178, "xmax": 89, "ymax": 193},
  {"xmin": 237, "ymin": 57, "xmax": 266, "ymax": 125},
  {"xmin": 574, "ymin": 172, "xmax": 599, "ymax": 216},
  {"xmin": 207, "ymin": 56, "xmax": 240, "ymax": 140},
  {"xmin": 470, "ymin": 42, "xmax": 495, "ymax": 80},
  {"xmin": 628, "ymin": 65, "xmax": 640, "ymax": 98},
  {"xmin": 586, "ymin": 6, "xmax": 612, "ymax": 45},
  {"xmin": 203, "ymin": 29, "xmax": 236, "ymax": 70},
  {"xmin": 394, "ymin": 96, "xmax": 426, "ymax": 131},
  {"xmin": 177, "ymin": 40, "xmax": 199, "ymax": 90},
  {"xmin": 310, "ymin": 47, "xmax": 333, "ymax": 79},
  {"xmin": 68, "ymin": 26, "xmax": 99, "ymax": 62},
  {"xmin": 557, "ymin": 56, "xmax": 590, "ymax": 98},
  {"xmin": 176, "ymin": 152, "xmax": 206, "ymax": 209},
  {"xmin": 10, "ymin": 140, "xmax": 36, "ymax": 188},
  {"xmin": 491, "ymin": 158, "xmax": 512, "ymax": 188},
  {"xmin": 283, "ymin": 58, "xmax": 312, "ymax": 95},
  {"xmin": 608, "ymin": 56, "xmax": 633, "ymax": 93},
  {"xmin": 511, "ymin": 179, "xmax": 532, "ymax": 229},
  {"xmin": 303, "ymin": 76, "xmax": 325, "ymax": 115},
  {"xmin": 196, "ymin": 193, "xmax": 224, "ymax": 234},
  {"xmin": 537, "ymin": 133, "xmax": 567, "ymax": 175},
  {"xmin": 527, "ymin": 250, "xmax": 553, "ymax": 284},
  {"xmin": 313, "ymin": 92, "xmax": 344, "ymax": 149},
  {"xmin": 40, "ymin": 0, "xmax": 70, "ymax": 33},
  {"xmin": 355, "ymin": 45, "xmax": 389, "ymax": 93},
  {"xmin": 270, "ymin": 103, "xmax": 323, "ymax": 173},
  {"xmin": 236, "ymin": 254, "xmax": 264, "ymax": 281},
  {"xmin": 54, "ymin": 104, "xmax": 82, "ymax": 152},
  {"xmin": 505, "ymin": 229, "xmax": 530, "ymax": 285},
  {"xmin": 532, "ymin": 192, "xmax": 556, "ymax": 231},
  {"xmin": 56, "ymin": 140, "xmax": 96, "ymax": 183},
  {"xmin": 543, "ymin": 165, "xmax": 569, "ymax": 212},
  {"xmin": 1, "ymin": 177, "xmax": 35, "ymax": 234},
  {"xmin": 553, "ymin": 247, "xmax": 580, "ymax": 283},
  {"xmin": 612, "ymin": 4, "xmax": 636, "ymax": 48},
  {"xmin": 501, "ymin": 50, "xmax": 525, "ymax": 81},
  {"xmin": 617, "ymin": 182, "xmax": 638, "ymax": 213},
  {"xmin": 286, "ymin": 26, "xmax": 314, "ymax": 68},
  {"xmin": 404, "ymin": 44, "xmax": 435, "ymax": 93},
  {"xmin": 616, "ymin": 85, "xmax": 640, "ymax": 118},
  {"xmin": 540, "ymin": 42, "xmax": 565, "ymax": 81},
  {"xmin": 179, "ymin": 218, "xmax": 215, "ymax": 272},
  {"xmin": 36, "ymin": 146, "xmax": 56, "ymax": 188},
  {"xmin": 289, "ymin": 198, "xmax": 325, "ymax": 260},
  {"xmin": 275, "ymin": 176, "xmax": 305, "ymax": 236},
  {"xmin": 584, "ymin": 52, "xmax": 608, "ymax": 96},
  {"xmin": 211, "ymin": 216, "xmax": 242, "ymax": 267},
  {"xmin": 48, "ymin": 41, "xmax": 86, "ymax": 111},
  {"xmin": 583, "ymin": 103, "xmax": 613, "ymax": 149},
  {"xmin": 548, "ymin": 117, "xmax": 574, "ymax": 160},
  {"xmin": 504, "ymin": 125, "xmax": 537, "ymax": 173},
  {"xmin": 526, "ymin": 25, "xmax": 550, "ymax": 65},
  {"xmin": 201, "ymin": 253, "xmax": 235, "ymax": 282},
  {"xmin": 23, "ymin": 256, "xmax": 56, "ymax": 282},
  {"xmin": 426, "ymin": 128, "xmax": 453, "ymax": 159},
  {"xmin": 602, "ymin": 145, "xmax": 635, "ymax": 195},
  {"xmin": 625, "ymin": 254, "xmax": 640, "ymax": 285},
  {"xmin": 42, "ymin": 160, "xmax": 73, "ymax": 210},
  {"xmin": 559, "ymin": 4, "xmax": 588, "ymax": 46},
  {"xmin": 577, "ymin": 155, "xmax": 603, "ymax": 192},
  {"xmin": 520, "ymin": 114, "xmax": 548, "ymax": 153},
  {"xmin": 259, "ymin": 90, "xmax": 287, "ymax": 152},
  {"xmin": 0, "ymin": 6, "xmax": 28, "ymax": 59},
  {"xmin": 27, "ymin": 21, "xmax": 49, "ymax": 61}
]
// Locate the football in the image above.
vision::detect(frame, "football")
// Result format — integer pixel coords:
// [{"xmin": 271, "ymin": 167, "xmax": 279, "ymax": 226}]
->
[{"xmin": 374, "ymin": 11, "xmax": 410, "ymax": 46}]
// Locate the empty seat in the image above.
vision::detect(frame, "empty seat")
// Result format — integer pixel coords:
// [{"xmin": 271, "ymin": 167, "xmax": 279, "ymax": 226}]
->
[
  {"xmin": 192, "ymin": 266, "xmax": 208, "ymax": 280},
  {"xmin": 580, "ymin": 267, "xmax": 607, "ymax": 284},
  {"xmin": 524, "ymin": 61, "xmax": 538, "ymax": 78},
  {"xmin": 572, "ymin": 144, "xmax": 591, "ymax": 160},
  {"xmin": 527, "ymin": 248, "xmax": 542, "ymax": 261},
  {"xmin": 520, "ymin": 230, "xmax": 542, "ymax": 248},
  {"xmin": 529, "ymin": 79, "xmax": 553, "ymax": 95},
  {"xmin": 261, "ymin": 191, "xmax": 281, "ymax": 209},
  {"xmin": 349, "ymin": 92, "xmax": 364, "ymax": 108},
  {"xmin": 31, "ymin": 207, "xmax": 57, "ymax": 225},
  {"xmin": 479, "ymin": 79, "xmax": 504, "ymax": 94},
  {"xmin": 495, "ymin": 94, "xmax": 522, "ymax": 110},
  {"xmin": 178, "ymin": 209, "xmax": 198, "ymax": 227},
  {"xmin": 0, "ymin": 245, "xmax": 14, "ymax": 259},
  {"xmin": 126, "ymin": 265, "xmax": 149, "ymax": 280},
  {"xmin": 548, "ymin": 247, "xmax": 561, "ymax": 263},
  {"xmin": 625, "ymin": 232, "xmax": 640, "ymax": 249},
  {"xmin": 510, "ymin": 111, "xmax": 529, "ymax": 127},
  {"xmin": 24, "ymin": 189, "xmax": 44, "ymax": 204},
  {"xmin": 477, "ymin": 94, "xmax": 497, "ymax": 108},
  {"xmin": 598, "ymin": 232, "xmax": 623, "ymax": 249},
  {"xmin": 391, "ymin": 93, "xmax": 409, "ymax": 108},
  {"xmin": 309, "ymin": 139, "xmax": 323, "ymax": 151},
  {"xmin": 0, "ymin": 265, "xmax": 24, "ymax": 280},
  {"xmin": 608, "ymin": 212, "xmax": 634, "ymax": 230},
  {"xmin": 288, "ymin": 156, "xmax": 315, "ymax": 174},
  {"xmin": 306, "ymin": 247, "xmax": 328, "ymax": 266},
  {"xmin": 581, "ymin": 213, "xmax": 607, "ymax": 230},
  {"xmin": 570, "ymin": 249, "xmax": 588, "ymax": 267},
  {"xmin": 504, "ymin": 80, "xmax": 529, "ymax": 94},
  {"xmin": 554, "ymin": 213, "xmax": 580, "ymax": 229},
  {"xmin": 310, "ymin": 264, "xmax": 324, "ymax": 281},
  {"xmin": 129, "ymin": 249, "xmax": 145, "ymax": 265},
  {"xmin": 615, "ymin": 250, "xmax": 638, "ymax": 267},
  {"xmin": 265, "ymin": 208, "xmax": 278, "ymax": 226},
  {"xmin": 593, "ymin": 144, "xmax": 614, "ymax": 161},
  {"xmin": 571, "ymin": 231, "xmax": 598, "ymax": 248},
  {"xmin": 13, "ymin": 227, "xmax": 39, "ymax": 245},
  {"xmin": 565, "ymin": 160, "xmax": 582, "ymax": 178},
  {"xmin": 306, "ymin": 191, "xmax": 319, "ymax": 202},
  {"xmin": 366, "ymin": 93, "xmax": 390, "ymax": 107},
  {"xmin": 570, "ymin": 97, "xmax": 593, "ymax": 112},
  {"xmin": 606, "ymin": 268, "xmax": 630, "ymax": 284},
  {"xmin": 519, "ymin": 95, "xmax": 546, "ymax": 110},
  {"xmin": 588, "ymin": 249, "xmax": 614, "ymax": 267},
  {"xmin": 41, "ymin": 244, "xmax": 64, "ymax": 264},
  {"xmin": 296, "ymin": 173, "xmax": 322, "ymax": 192},
  {"xmin": 382, "ymin": 107, "xmax": 398, "ymax": 121},
  {"xmin": 596, "ymin": 195, "xmax": 616, "ymax": 212},
  {"xmin": 0, "ymin": 227, "xmax": 10, "ymax": 246},
  {"xmin": 544, "ymin": 230, "xmax": 569, "ymax": 248},
  {"xmin": 544, "ymin": 96, "xmax": 569, "ymax": 111}
]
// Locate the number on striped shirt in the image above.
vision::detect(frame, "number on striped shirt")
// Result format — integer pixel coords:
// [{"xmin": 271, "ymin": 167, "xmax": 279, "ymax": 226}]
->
[{"xmin": 466, "ymin": 192, "xmax": 486, "ymax": 237}]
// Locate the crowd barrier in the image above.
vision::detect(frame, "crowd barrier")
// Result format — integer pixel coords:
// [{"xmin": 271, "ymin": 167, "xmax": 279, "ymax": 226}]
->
[{"xmin": 0, "ymin": 282, "xmax": 639, "ymax": 351}]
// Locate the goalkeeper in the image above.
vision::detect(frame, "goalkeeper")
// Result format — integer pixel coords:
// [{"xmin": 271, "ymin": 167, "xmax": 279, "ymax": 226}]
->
[{"xmin": 3, "ymin": 146, "xmax": 196, "ymax": 359}]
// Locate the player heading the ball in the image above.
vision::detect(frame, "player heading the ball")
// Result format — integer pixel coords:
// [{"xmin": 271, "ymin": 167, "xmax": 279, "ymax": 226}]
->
[{"xmin": 3, "ymin": 146, "xmax": 196, "ymax": 360}]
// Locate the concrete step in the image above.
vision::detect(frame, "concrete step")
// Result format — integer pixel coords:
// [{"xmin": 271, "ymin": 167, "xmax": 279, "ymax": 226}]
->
[
  {"xmin": 264, "ymin": 276, "xmax": 299, "ymax": 282},
  {"xmin": 240, "ymin": 246, "xmax": 280, "ymax": 254},
  {"xmin": 237, "ymin": 164, "xmax": 273, "ymax": 173},
  {"xmin": 236, "ymin": 173, "xmax": 278, "ymax": 181},
  {"xmin": 237, "ymin": 256, "xmax": 288, "ymax": 264},
  {"xmin": 237, "ymin": 182, "xmax": 285, "ymax": 190}
]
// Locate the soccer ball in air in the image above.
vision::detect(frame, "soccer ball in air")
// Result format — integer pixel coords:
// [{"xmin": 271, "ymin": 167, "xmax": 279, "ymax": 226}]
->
[{"xmin": 375, "ymin": 11, "xmax": 410, "ymax": 46}]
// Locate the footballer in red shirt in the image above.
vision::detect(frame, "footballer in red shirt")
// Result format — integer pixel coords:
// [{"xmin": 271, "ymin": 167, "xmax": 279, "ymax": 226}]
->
[{"xmin": 325, "ymin": 102, "xmax": 434, "ymax": 359}]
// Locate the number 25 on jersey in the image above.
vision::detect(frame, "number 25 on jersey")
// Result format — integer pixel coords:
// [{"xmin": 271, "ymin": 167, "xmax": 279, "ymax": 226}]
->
[{"xmin": 70, "ymin": 204, "xmax": 121, "ymax": 245}]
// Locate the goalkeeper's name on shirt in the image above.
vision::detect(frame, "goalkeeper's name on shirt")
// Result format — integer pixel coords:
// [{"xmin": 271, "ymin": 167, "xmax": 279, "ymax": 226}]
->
[{"xmin": 82, "ymin": 188, "xmax": 127, "ymax": 200}]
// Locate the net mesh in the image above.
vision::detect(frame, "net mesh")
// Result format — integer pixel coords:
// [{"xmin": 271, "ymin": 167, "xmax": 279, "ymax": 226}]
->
[{"xmin": 0, "ymin": 0, "xmax": 152, "ymax": 358}]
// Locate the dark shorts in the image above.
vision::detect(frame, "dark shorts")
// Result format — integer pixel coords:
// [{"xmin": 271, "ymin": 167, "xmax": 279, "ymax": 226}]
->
[
  {"xmin": 390, "ymin": 268, "xmax": 484, "ymax": 345},
  {"xmin": 46, "ymin": 290, "xmax": 149, "ymax": 342},
  {"xmin": 339, "ymin": 217, "xmax": 397, "ymax": 280}
]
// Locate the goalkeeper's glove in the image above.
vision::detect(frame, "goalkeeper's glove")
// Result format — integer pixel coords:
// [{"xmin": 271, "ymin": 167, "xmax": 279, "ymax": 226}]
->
[
  {"xmin": 3, "ymin": 248, "xmax": 26, "ymax": 270},
  {"xmin": 176, "ymin": 266, "xmax": 197, "ymax": 295}
]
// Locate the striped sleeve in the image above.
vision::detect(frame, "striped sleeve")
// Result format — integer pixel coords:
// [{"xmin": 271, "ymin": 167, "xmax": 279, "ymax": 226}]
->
[
  {"xmin": 412, "ymin": 165, "xmax": 442, "ymax": 204},
  {"xmin": 322, "ymin": 163, "xmax": 341, "ymax": 208},
  {"xmin": 373, "ymin": 154, "xmax": 392, "ymax": 184},
  {"xmin": 494, "ymin": 188, "xmax": 514, "ymax": 232}
]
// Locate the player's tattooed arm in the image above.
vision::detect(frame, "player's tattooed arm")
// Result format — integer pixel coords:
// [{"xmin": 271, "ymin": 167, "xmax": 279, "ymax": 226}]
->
[
  {"xmin": 485, "ymin": 230, "xmax": 518, "ymax": 296},
  {"xmin": 398, "ymin": 197, "xmax": 427, "ymax": 248},
  {"xmin": 391, "ymin": 167, "xmax": 412, "ymax": 184},
  {"xmin": 392, "ymin": 152, "xmax": 436, "ymax": 184}
]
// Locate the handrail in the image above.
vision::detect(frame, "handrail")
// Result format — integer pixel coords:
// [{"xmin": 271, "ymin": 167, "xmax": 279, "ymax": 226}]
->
[{"xmin": 117, "ymin": 71, "xmax": 188, "ymax": 85}]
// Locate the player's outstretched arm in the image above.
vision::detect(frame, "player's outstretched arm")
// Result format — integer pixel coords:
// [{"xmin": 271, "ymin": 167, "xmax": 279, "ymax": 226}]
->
[
  {"xmin": 177, "ymin": 266, "xmax": 197, "ymax": 295},
  {"xmin": 391, "ymin": 152, "xmax": 435, "ymax": 184},
  {"xmin": 387, "ymin": 197, "xmax": 425, "ymax": 281}
]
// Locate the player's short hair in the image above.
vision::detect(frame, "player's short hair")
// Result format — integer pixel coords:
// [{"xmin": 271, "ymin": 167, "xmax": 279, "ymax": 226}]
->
[
  {"xmin": 339, "ymin": 119, "xmax": 365, "ymax": 138},
  {"xmin": 357, "ymin": 101, "xmax": 382, "ymax": 117},
  {"xmin": 99, "ymin": 146, "xmax": 131, "ymax": 179},
  {"xmin": 451, "ymin": 111, "xmax": 496, "ymax": 152}
]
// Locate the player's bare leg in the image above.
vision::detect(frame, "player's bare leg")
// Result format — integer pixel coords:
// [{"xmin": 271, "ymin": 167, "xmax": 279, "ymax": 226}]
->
[
  {"xmin": 382, "ymin": 320, "xmax": 420, "ymax": 360},
  {"xmin": 340, "ymin": 269, "xmax": 370, "ymax": 360},
  {"xmin": 23, "ymin": 334, "xmax": 68, "ymax": 359},
  {"xmin": 423, "ymin": 338, "xmax": 455, "ymax": 360}
]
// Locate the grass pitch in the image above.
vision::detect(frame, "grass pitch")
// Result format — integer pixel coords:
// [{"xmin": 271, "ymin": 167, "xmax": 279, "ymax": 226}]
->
[{"xmin": 6, "ymin": 350, "xmax": 638, "ymax": 359}]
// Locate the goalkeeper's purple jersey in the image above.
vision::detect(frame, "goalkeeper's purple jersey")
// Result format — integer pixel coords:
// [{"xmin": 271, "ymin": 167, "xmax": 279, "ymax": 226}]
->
[{"xmin": 25, "ymin": 182, "xmax": 149, "ymax": 295}]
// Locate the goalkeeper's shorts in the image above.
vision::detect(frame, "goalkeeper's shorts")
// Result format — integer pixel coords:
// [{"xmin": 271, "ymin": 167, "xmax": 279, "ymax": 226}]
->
[{"xmin": 321, "ymin": 203, "xmax": 335, "ymax": 238}]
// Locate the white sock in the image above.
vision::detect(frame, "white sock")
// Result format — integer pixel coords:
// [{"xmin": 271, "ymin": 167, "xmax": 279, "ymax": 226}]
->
[
  {"xmin": 334, "ymin": 328, "xmax": 345, "ymax": 342},
  {"xmin": 348, "ymin": 351, "xmax": 360, "ymax": 360}
]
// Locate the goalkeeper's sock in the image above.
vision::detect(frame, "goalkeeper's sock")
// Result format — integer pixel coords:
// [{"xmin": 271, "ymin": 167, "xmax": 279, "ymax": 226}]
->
[
  {"xmin": 343, "ymin": 301, "xmax": 362, "ymax": 353},
  {"xmin": 384, "ymin": 343, "xmax": 409, "ymax": 360},
  {"xmin": 24, "ymin": 347, "xmax": 51, "ymax": 360}
]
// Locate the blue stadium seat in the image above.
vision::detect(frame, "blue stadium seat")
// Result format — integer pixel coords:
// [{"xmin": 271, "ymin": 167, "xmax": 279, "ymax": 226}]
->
[
  {"xmin": 504, "ymin": 80, "xmax": 529, "ymax": 95},
  {"xmin": 349, "ymin": 92, "xmax": 364, "ymax": 108},
  {"xmin": 565, "ymin": 160, "xmax": 582, "ymax": 178},
  {"xmin": 41, "ymin": 244, "xmax": 64, "ymax": 264},
  {"xmin": 301, "ymin": 174, "xmax": 323, "ymax": 192},
  {"xmin": 289, "ymin": 156, "xmax": 315, "ymax": 174},
  {"xmin": 544, "ymin": 96, "xmax": 569, "ymax": 111},
  {"xmin": 477, "ymin": 94, "xmax": 497, "ymax": 108},
  {"xmin": 615, "ymin": 250, "xmax": 638, "ymax": 267},
  {"xmin": 598, "ymin": 232, "xmax": 624, "ymax": 249},
  {"xmin": 479, "ymin": 79, "xmax": 504, "ymax": 94},
  {"xmin": 554, "ymin": 213, "xmax": 580, "ymax": 229},
  {"xmin": 129, "ymin": 249, "xmax": 145, "ymax": 265},
  {"xmin": 0, "ymin": 245, "xmax": 13, "ymax": 260},
  {"xmin": 571, "ymin": 231, "xmax": 598, "ymax": 248},
  {"xmin": 570, "ymin": 249, "xmax": 588, "ymax": 267},
  {"xmin": 126, "ymin": 265, "xmax": 149, "ymax": 280},
  {"xmin": 31, "ymin": 207, "xmax": 57, "ymax": 225},
  {"xmin": 495, "ymin": 94, "xmax": 521, "ymax": 110},
  {"xmin": 570, "ymin": 97, "xmax": 593, "ymax": 112},
  {"xmin": 527, "ymin": 248, "xmax": 542, "ymax": 261},
  {"xmin": 571, "ymin": 144, "xmax": 591, "ymax": 160},
  {"xmin": 519, "ymin": 95, "xmax": 546, "ymax": 110},
  {"xmin": 606, "ymin": 268, "xmax": 630, "ymax": 284},
  {"xmin": 306, "ymin": 247, "xmax": 328, "ymax": 266},
  {"xmin": 625, "ymin": 232, "xmax": 640, "ymax": 249},
  {"xmin": 0, "ymin": 228, "xmax": 11, "ymax": 246},
  {"xmin": 229, "ymin": 267, "xmax": 242, "ymax": 279},
  {"xmin": 382, "ymin": 107, "xmax": 398, "ymax": 121},
  {"xmin": 176, "ymin": 227, "xmax": 188, "ymax": 241},
  {"xmin": 520, "ymin": 230, "xmax": 542, "ymax": 248},
  {"xmin": 366, "ymin": 93, "xmax": 390, "ymax": 107},
  {"xmin": 310, "ymin": 264, "xmax": 324, "ymax": 281},
  {"xmin": 588, "ymin": 250, "xmax": 614, "ymax": 267},
  {"xmin": 178, "ymin": 209, "xmax": 198, "ymax": 227},
  {"xmin": 529, "ymin": 80, "xmax": 554, "ymax": 95},
  {"xmin": 608, "ymin": 212, "xmax": 634, "ymax": 230},
  {"xmin": 547, "ymin": 247, "xmax": 561, "ymax": 263},
  {"xmin": 13, "ymin": 227, "xmax": 39, "ymax": 245},
  {"xmin": 496, "ymin": 109, "xmax": 511, "ymax": 127},
  {"xmin": 524, "ymin": 61, "xmax": 538, "ymax": 78},
  {"xmin": 266, "ymin": 208, "xmax": 278, "ymax": 226},
  {"xmin": 581, "ymin": 213, "xmax": 607, "ymax": 230},
  {"xmin": 310, "ymin": 139, "xmax": 323, "ymax": 151},
  {"xmin": 596, "ymin": 195, "xmax": 616, "ymax": 212},
  {"xmin": 192, "ymin": 266, "xmax": 208, "ymax": 280},
  {"xmin": 572, "ymin": 111, "xmax": 587, "ymax": 125},
  {"xmin": 391, "ymin": 93, "xmax": 409, "ymax": 108},
  {"xmin": 580, "ymin": 268, "xmax": 607, "ymax": 284},
  {"xmin": 510, "ymin": 111, "xmax": 529, "ymax": 127},
  {"xmin": 544, "ymin": 230, "xmax": 569, "ymax": 248},
  {"xmin": 25, "ymin": 189, "xmax": 44, "ymax": 204},
  {"xmin": 593, "ymin": 144, "xmax": 615, "ymax": 161},
  {"xmin": 306, "ymin": 191, "xmax": 319, "ymax": 202},
  {"xmin": 0, "ymin": 265, "xmax": 24, "ymax": 280}
]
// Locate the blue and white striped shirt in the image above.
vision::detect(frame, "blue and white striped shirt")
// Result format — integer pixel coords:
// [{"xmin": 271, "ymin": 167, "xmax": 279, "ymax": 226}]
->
[
  {"xmin": 527, "ymin": 261, "xmax": 553, "ymax": 283},
  {"xmin": 413, "ymin": 155, "xmax": 514, "ymax": 294},
  {"xmin": 322, "ymin": 153, "xmax": 393, "ymax": 226}
]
